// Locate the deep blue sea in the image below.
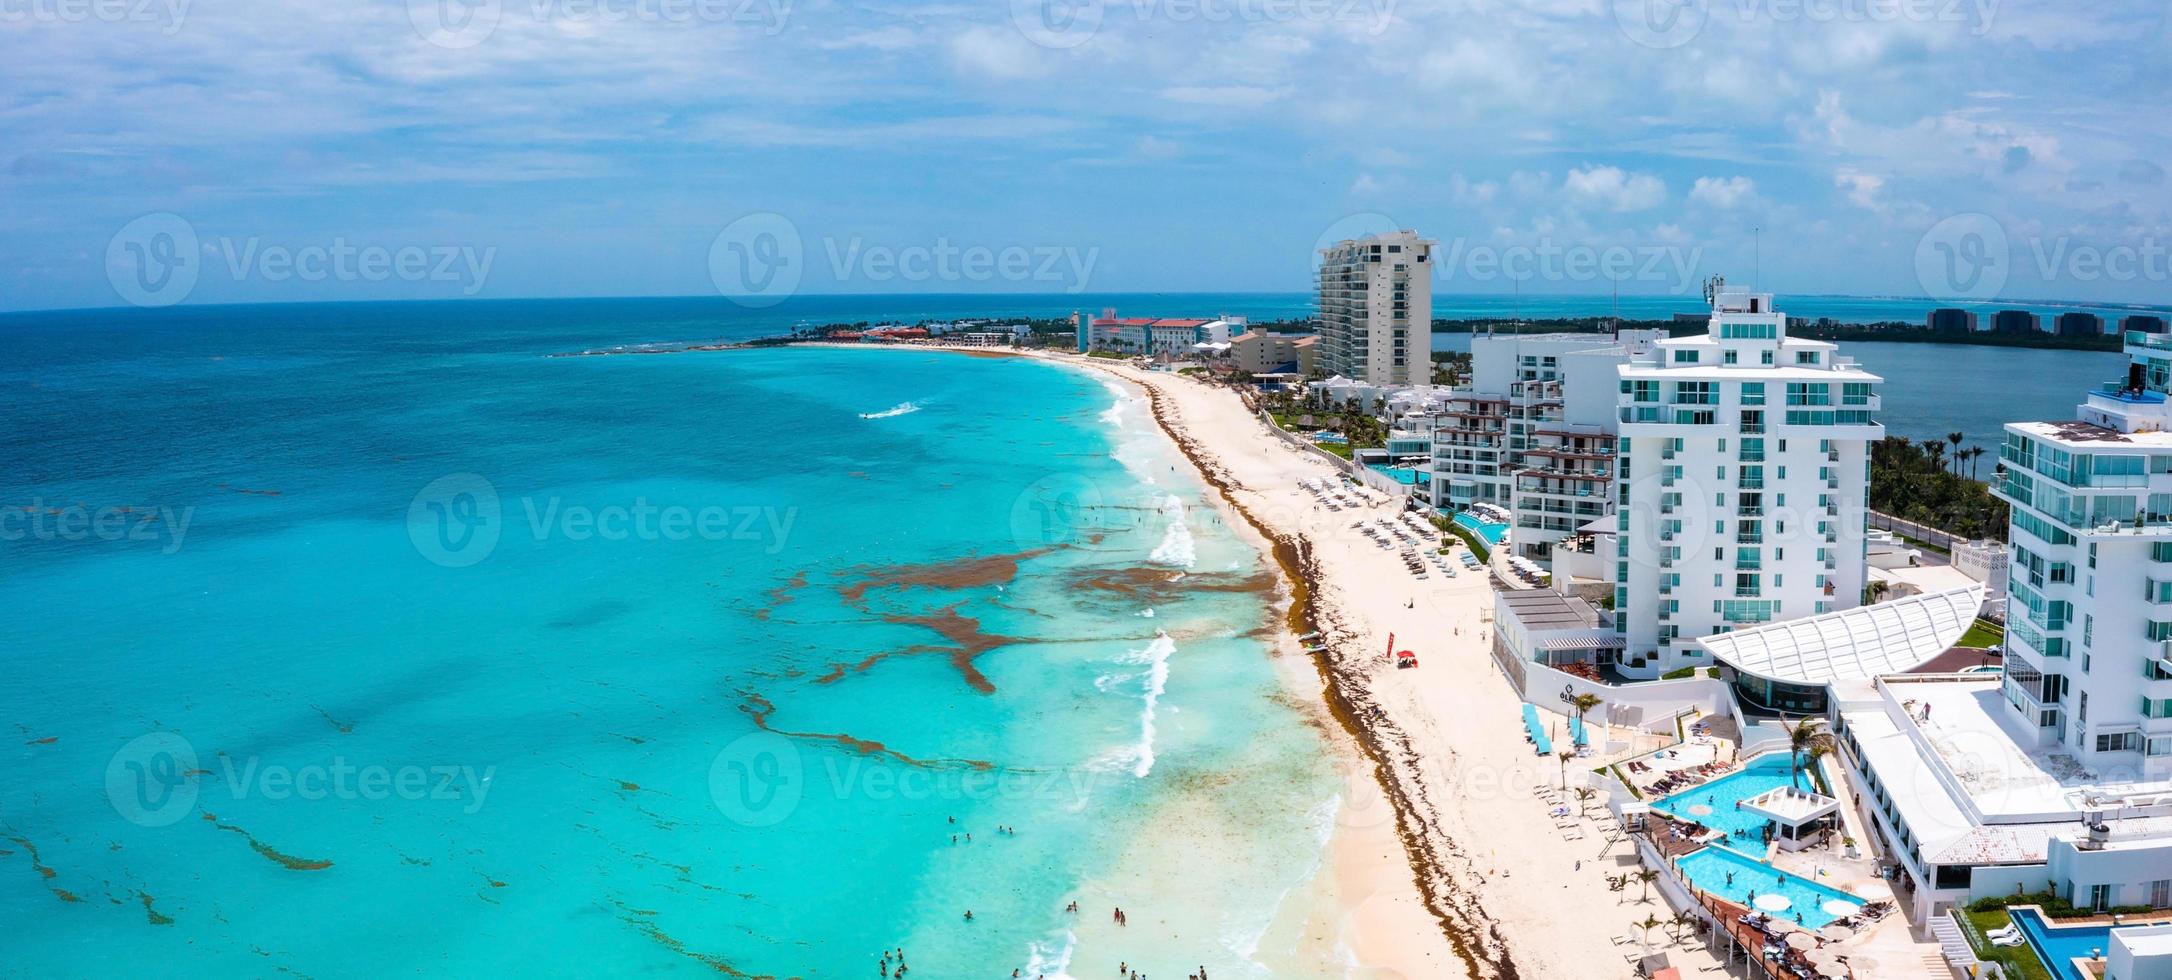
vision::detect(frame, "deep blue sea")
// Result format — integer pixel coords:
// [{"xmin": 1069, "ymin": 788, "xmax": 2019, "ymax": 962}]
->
[{"xmin": 0, "ymin": 301, "xmax": 1352, "ymax": 977}]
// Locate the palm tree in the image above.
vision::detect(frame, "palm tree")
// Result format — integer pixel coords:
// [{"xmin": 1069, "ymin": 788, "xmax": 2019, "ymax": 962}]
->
[
  {"xmin": 1786, "ymin": 716, "xmax": 1836, "ymax": 791},
  {"xmin": 1669, "ymin": 910, "xmax": 1693, "ymax": 943},
  {"xmin": 1921, "ymin": 439, "xmax": 1947, "ymax": 472},
  {"xmin": 1571, "ymin": 692, "xmax": 1604, "ymax": 748},
  {"xmin": 1637, "ymin": 913, "xmax": 1665, "ymax": 950},
  {"xmin": 1969, "ymin": 445, "xmax": 1989, "ymax": 481},
  {"xmin": 1558, "ymin": 749, "xmax": 1578, "ymax": 789},
  {"xmin": 1575, "ymin": 787, "xmax": 1597, "ymax": 818},
  {"xmin": 1635, "ymin": 869, "xmax": 1661, "ymax": 902},
  {"xmin": 1947, "ymin": 432, "xmax": 1966, "ymax": 473}
]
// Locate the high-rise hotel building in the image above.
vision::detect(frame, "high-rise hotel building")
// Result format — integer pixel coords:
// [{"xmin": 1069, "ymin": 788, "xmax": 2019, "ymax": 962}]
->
[
  {"xmin": 1992, "ymin": 330, "xmax": 2172, "ymax": 771},
  {"xmin": 1611, "ymin": 290, "xmax": 1882, "ymax": 680},
  {"xmin": 1316, "ymin": 231, "xmax": 1433, "ymax": 385}
]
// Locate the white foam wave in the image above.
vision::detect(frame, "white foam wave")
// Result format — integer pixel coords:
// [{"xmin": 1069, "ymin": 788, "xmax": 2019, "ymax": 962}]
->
[
  {"xmin": 1129, "ymin": 632, "xmax": 1176, "ymax": 778},
  {"xmin": 1139, "ymin": 607, "xmax": 1155, "ymax": 618},
  {"xmin": 859, "ymin": 401, "xmax": 920, "ymax": 419},
  {"xmin": 1149, "ymin": 494, "xmax": 1195, "ymax": 568},
  {"xmin": 1023, "ymin": 929, "xmax": 1077, "ymax": 979}
]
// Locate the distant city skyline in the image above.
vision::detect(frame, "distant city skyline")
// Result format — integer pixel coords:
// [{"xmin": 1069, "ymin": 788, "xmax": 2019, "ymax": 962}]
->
[{"xmin": 6, "ymin": 2, "xmax": 2171, "ymax": 312}]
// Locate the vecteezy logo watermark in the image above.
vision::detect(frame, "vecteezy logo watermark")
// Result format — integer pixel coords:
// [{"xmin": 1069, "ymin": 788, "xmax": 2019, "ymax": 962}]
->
[
  {"xmin": 1915, "ymin": 213, "xmax": 2009, "ymax": 302},
  {"xmin": 1009, "ymin": 0, "xmax": 1397, "ymax": 49},
  {"xmin": 209, "ymin": 237, "xmax": 496, "ymax": 295},
  {"xmin": 107, "ymin": 732, "xmax": 200, "ymax": 827},
  {"xmin": 0, "ymin": 0, "xmax": 190, "ymax": 33},
  {"xmin": 407, "ymin": 0, "xmax": 792, "ymax": 49},
  {"xmin": 709, "ymin": 732, "xmax": 803, "ymax": 827},
  {"xmin": 708, "ymin": 734, "xmax": 1107, "ymax": 828},
  {"xmin": 106, "ymin": 213, "xmax": 200, "ymax": 308},
  {"xmin": 821, "ymin": 238, "xmax": 1099, "ymax": 295},
  {"xmin": 408, "ymin": 0, "xmax": 503, "ymax": 48},
  {"xmin": 103, "ymin": 214, "xmax": 497, "ymax": 307},
  {"xmin": 107, "ymin": 731, "xmax": 496, "ymax": 826},
  {"xmin": 407, "ymin": 474, "xmax": 801, "ymax": 566},
  {"xmin": 1614, "ymin": 0, "xmax": 1997, "ymax": 49},
  {"xmin": 1, "ymin": 500, "xmax": 194, "ymax": 554},
  {"xmin": 1611, "ymin": 0, "xmax": 1707, "ymax": 48},
  {"xmin": 707, "ymin": 213, "xmax": 1100, "ymax": 304},
  {"xmin": 709, "ymin": 212, "xmax": 802, "ymax": 308},
  {"xmin": 1009, "ymin": 473, "xmax": 1117, "ymax": 549},
  {"xmin": 408, "ymin": 473, "xmax": 502, "ymax": 568},
  {"xmin": 1434, "ymin": 239, "xmax": 1706, "ymax": 293}
]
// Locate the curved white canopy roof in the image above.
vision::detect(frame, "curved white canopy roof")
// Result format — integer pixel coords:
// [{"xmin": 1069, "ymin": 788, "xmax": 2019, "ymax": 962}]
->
[{"xmin": 1695, "ymin": 584, "xmax": 1986, "ymax": 686}]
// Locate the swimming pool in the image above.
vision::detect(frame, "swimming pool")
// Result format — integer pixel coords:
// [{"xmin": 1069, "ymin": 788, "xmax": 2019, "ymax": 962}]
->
[
  {"xmin": 1366, "ymin": 463, "xmax": 1428, "ymax": 486},
  {"xmin": 1674, "ymin": 845, "xmax": 1863, "ymax": 928},
  {"xmin": 1452, "ymin": 512, "xmax": 1510, "ymax": 547},
  {"xmin": 1651, "ymin": 755, "xmax": 1802, "ymax": 842},
  {"xmin": 2010, "ymin": 907, "xmax": 2120, "ymax": 980}
]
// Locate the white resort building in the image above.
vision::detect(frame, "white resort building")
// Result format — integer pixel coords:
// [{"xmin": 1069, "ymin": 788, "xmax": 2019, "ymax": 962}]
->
[
  {"xmin": 1427, "ymin": 330, "xmax": 1665, "ymax": 564},
  {"xmin": 1316, "ymin": 231, "xmax": 1432, "ymax": 386},
  {"xmin": 1611, "ymin": 290, "xmax": 1883, "ymax": 680},
  {"xmin": 1825, "ymin": 332, "xmax": 2172, "ymax": 946}
]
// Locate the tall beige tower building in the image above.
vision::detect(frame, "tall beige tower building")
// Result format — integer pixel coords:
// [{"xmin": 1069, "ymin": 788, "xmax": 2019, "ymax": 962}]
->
[{"xmin": 1316, "ymin": 231, "xmax": 1433, "ymax": 385}]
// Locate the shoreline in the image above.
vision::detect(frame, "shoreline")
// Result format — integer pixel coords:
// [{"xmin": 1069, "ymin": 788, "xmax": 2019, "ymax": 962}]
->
[{"xmin": 794, "ymin": 341, "xmax": 1514, "ymax": 976}]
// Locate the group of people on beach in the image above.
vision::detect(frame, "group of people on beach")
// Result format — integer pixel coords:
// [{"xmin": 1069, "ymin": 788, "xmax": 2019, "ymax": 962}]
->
[{"xmin": 1115, "ymin": 962, "xmax": 1208, "ymax": 980}]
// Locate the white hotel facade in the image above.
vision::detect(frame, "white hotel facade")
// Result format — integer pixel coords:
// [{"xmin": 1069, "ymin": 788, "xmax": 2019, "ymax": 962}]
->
[
  {"xmin": 1428, "ymin": 330, "xmax": 1665, "ymax": 560},
  {"xmin": 1992, "ymin": 331, "xmax": 2172, "ymax": 770},
  {"xmin": 1824, "ymin": 332, "xmax": 2172, "ymax": 931},
  {"xmin": 1610, "ymin": 291, "xmax": 1881, "ymax": 681},
  {"xmin": 1316, "ymin": 231, "xmax": 1433, "ymax": 386}
]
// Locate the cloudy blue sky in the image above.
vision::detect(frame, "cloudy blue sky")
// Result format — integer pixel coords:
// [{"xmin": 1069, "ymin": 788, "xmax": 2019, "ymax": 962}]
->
[{"xmin": 2, "ymin": 0, "xmax": 2169, "ymax": 311}]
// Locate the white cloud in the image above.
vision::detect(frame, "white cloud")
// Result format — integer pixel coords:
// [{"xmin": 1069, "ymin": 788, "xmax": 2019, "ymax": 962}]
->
[
  {"xmin": 1689, "ymin": 176, "xmax": 1757, "ymax": 209},
  {"xmin": 945, "ymin": 27, "xmax": 1051, "ymax": 79},
  {"xmin": 1564, "ymin": 166, "xmax": 1667, "ymax": 213}
]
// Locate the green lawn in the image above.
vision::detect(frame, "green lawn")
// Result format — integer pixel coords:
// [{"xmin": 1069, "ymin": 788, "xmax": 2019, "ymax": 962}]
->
[
  {"xmin": 1960, "ymin": 909, "xmax": 2052, "ymax": 980},
  {"xmin": 1958, "ymin": 618, "xmax": 2006, "ymax": 649}
]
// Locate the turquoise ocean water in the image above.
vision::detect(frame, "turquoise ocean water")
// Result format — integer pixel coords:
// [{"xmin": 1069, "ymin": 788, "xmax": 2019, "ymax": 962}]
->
[{"xmin": 0, "ymin": 304, "xmax": 1347, "ymax": 976}]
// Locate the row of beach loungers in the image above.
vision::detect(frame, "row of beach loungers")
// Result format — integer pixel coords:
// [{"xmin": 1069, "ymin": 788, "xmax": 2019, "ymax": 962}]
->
[
  {"xmin": 1629, "ymin": 759, "xmax": 1732, "ymax": 796},
  {"xmin": 1301, "ymin": 477, "xmax": 1364, "ymax": 512}
]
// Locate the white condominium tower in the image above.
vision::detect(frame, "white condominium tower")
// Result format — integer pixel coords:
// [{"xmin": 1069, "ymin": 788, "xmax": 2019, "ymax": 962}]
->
[
  {"xmin": 1611, "ymin": 289, "xmax": 1882, "ymax": 680},
  {"xmin": 1317, "ymin": 231, "xmax": 1433, "ymax": 385},
  {"xmin": 1993, "ymin": 330, "xmax": 2172, "ymax": 772},
  {"xmin": 1429, "ymin": 330, "xmax": 1666, "ymax": 560}
]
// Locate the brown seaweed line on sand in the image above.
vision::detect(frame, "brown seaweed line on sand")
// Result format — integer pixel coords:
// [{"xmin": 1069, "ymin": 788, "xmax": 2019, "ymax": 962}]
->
[
  {"xmin": 199, "ymin": 813, "xmax": 334, "ymax": 871},
  {"xmin": 1106, "ymin": 364, "xmax": 1519, "ymax": 980},
  {"xmin": 736, "ymin": 691, "xmax": 996, "ymax": 772}
]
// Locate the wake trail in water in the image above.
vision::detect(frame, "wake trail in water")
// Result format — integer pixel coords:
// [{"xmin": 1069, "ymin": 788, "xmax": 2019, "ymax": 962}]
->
[{"xmin": 860, "ymin": 401, "xmax": 920, "ymax": 419}]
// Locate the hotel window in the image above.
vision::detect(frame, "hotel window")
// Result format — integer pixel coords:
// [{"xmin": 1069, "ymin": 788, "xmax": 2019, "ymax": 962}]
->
[
  {"xmin": 1796, "ymin": 351, "xmax": 1819, "ymax": 365},
  {"xmin": 1740, "ymin": 383, "xmax": 1766, "ymax": 406},
  {"xmin": 2097, "ymin": 731, "xmax": 2141, "ymax": 753},
  {"xmin": 1673, "ymin": 350, "xmax": 1699, "ymax": 364},
  {"xmin": 2154, "ymin": 879, "xmax": 2172, "ymax": 906}
]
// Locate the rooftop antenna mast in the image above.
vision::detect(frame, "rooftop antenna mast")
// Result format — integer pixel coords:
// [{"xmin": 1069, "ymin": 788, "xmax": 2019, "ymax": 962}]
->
[{"xmin": 1754, "ymin": 226, "xmax": 1762, "ymax": 293}]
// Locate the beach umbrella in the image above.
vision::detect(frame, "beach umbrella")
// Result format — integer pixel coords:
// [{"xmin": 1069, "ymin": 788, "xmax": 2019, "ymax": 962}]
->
[
  {"xmin": 1754, "ymin": 894, "xmax": 1793, "ymax": 913},
  {"xmin": 1785, "ymin": 932, "xmax": 1818, "ymax": 952},
  {"xmin": 1821, "ymin": 900, "xmax": 1859, "ymax": 918},
  {"xmin": 1765, "ymin": 920, "xmax": 1801, "ymax": 936},
  {"xmin": 1817, "ymin": 924, "xmax": 1854, "ymax": 943}
]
